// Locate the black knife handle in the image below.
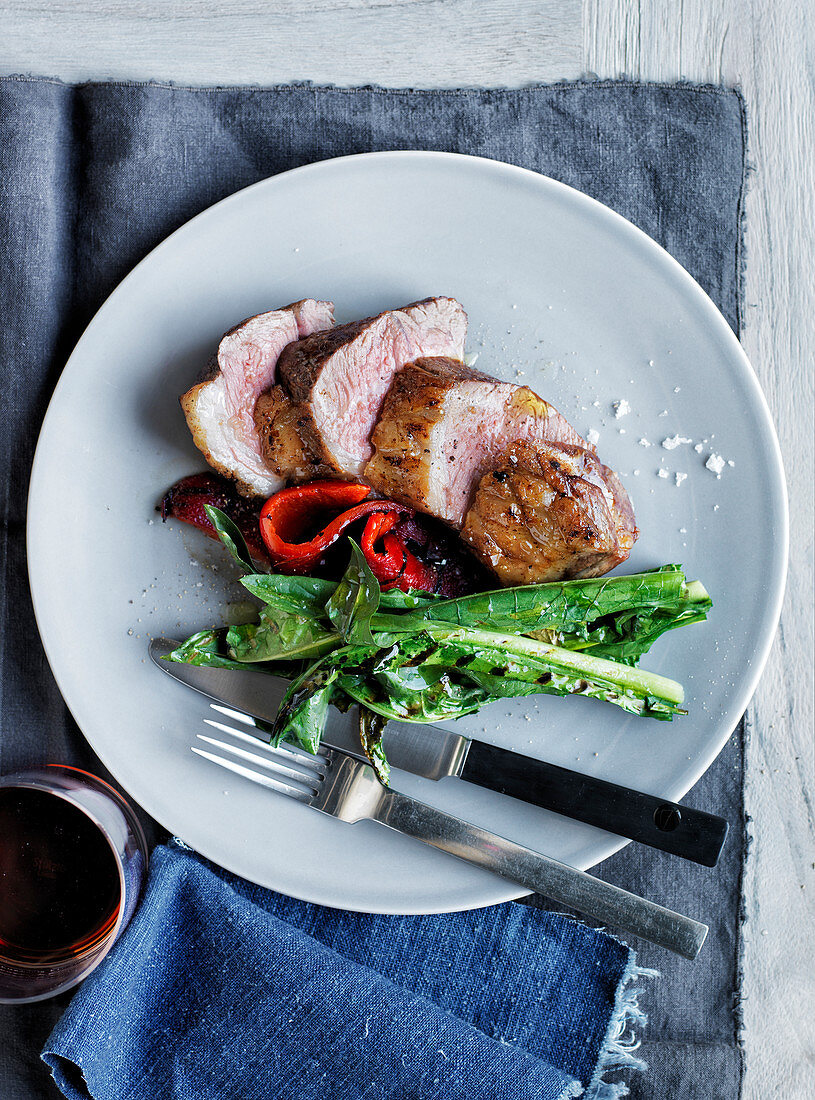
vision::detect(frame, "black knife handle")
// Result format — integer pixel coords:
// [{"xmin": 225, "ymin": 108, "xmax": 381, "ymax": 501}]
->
[{"xmin": 463, "ymin": 740, "xmax": 728, "ymax": 867}]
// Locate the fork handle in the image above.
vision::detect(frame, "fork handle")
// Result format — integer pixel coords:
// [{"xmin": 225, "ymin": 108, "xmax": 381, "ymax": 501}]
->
[{"xmin": 374, "ymin": 789, "xmax": 707, "ymax": 959}]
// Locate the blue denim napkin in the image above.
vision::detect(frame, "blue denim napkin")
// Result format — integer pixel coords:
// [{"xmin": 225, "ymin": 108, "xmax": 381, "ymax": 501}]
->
[
  {"xmin": 42, "ymin": 842, "xmax": 649, "ymax": 1100},
  {"xmin": 0, "ymin": 77, "xmax": 747, "ymax": 1100}
]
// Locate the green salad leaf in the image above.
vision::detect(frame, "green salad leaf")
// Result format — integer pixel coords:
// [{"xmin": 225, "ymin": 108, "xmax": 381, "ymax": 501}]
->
[
  {"xmin": 241, "ymin": 573, "xmax": 337, "ymax": 605},
  {"xmin": 204, "ymin": 505, "xmax": 259, "ymax": 574},
  {"xmin": 388, "ymin": 567, "xmax": 694, "ymax": 636},
  {"xmin": 226, "ymin": 605, "xmax": 338, "ymax": 663},
  {"xmin": 166, "ymin": 629, "xmax": 255, "ymax": 671},
  {"xmin": 271, "ymin": 659, "xmax": 340, "ymax": 754},
  {"xmin": 325, "ymin": 539, "xmax": 381, "ymax": 645},
  {"xmin": 359, "ymin": 707, "xmax": 390, "ymax": 786}
]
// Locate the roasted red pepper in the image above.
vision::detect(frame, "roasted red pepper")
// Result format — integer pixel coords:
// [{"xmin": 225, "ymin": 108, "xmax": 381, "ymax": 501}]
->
[
  {"xmin": 160, "ymin": 472, "xmax": 270, "ymax": 563},
  {"xmin": 360, "ymin": 512, "xmax": 402, "ymax": 582},
  {"xmin": 258, "ymin": 481, "xmax": 410, "ymax": 573},
  {"xmin": 258, "ymin": 480, "xmax": 438, "ymax": 592},
  {"xmin": 360, "ymin": 511, "xmax": 437, "ymax": 593}
]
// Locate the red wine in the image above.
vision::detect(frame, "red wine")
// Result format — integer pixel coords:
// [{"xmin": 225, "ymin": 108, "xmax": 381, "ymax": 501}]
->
[{"xmin": 0, "ymin": 786, "xmax": 121, "ymax": 966}]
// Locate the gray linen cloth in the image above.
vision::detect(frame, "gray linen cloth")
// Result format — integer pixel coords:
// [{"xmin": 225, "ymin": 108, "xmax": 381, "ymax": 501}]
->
[{"xmin": 0, "ymin": 77, "xmax": 746, "ymax": 1100}]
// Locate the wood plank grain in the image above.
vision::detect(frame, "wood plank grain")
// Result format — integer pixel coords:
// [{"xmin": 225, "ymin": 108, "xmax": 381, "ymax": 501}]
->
[
  {"xmin": 585, "ymin": 3, "xmax": 815, "ymax": 1098},
  {"xmin": 0, "ymin": 0, "xmax": 583, "ymax": 86}
]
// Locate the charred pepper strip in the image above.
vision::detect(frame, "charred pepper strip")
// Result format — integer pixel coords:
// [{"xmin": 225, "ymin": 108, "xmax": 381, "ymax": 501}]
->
[
  {"xmin": 360, "ymin": 512, "xmax": 404, "ymax": 583},
  {"xmin": 259, "ymin": 481, "xmax": 410, "ymax": 572},
  {"xmin": 360, "ymin": 511, "xmax": 437, "ymax": 593},
  {"xmin": 160, "ymin": 472, "xmax": 270, "ymax": 563}
]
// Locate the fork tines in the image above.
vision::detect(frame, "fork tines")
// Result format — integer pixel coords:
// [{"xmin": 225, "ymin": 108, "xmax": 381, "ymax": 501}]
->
[{"xmin": 194, "ymin": 715, "xmax": 328, "ymax": 802}]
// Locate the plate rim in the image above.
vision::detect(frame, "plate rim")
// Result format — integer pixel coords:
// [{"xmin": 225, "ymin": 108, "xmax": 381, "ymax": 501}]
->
[{"xmin": 26, "ymin": 150, "xmax": 789, "ymax": 912}]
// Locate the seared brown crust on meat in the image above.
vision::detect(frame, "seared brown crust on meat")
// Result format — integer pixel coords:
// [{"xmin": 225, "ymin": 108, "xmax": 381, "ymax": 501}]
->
[
  {"xmin": 262, "ymin": 346, "xmax": 484, "ymax": 487},
  {"xmin": 181, "ymin": 295, "xmax": 637, "ymax": 588},
  {"xmin": 600, "ymin": 464, "xmax": 637, "ymax": 541},
  {"xmin": 365, "ymin": 356, "xmax": 589, "ymax": 526},
  {"xmin": 254, "ymin": 387, "xmax": 334, "ymax": 482},
  {"xmin": 461, "ymin": 441, "xmax": 637, "ymax": 585},
  {"xmin": 257, "ymin": 389, "xmax": 340, "ymax": 478},
  {"xmin": 364, "ymin": 356, "xmax": 493, "ymax": 513},
  {"xmin": 254, "ymin": 388, "xmax": 307, "ymax": 480}
]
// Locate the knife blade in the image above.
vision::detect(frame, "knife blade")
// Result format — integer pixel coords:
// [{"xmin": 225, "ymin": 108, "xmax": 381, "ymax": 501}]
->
[{"xmin": 150, "ymin": 637, "xmax": 728, "ymax": 866}]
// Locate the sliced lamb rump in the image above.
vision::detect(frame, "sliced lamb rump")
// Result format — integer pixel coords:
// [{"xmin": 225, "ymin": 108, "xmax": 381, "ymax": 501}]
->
[
  {"xmin": 181, "ymin": 299, "xmax": 334, "ymax": 497},
  {"xmin": 273, "ymin": 297, "xmax": 467, "ymax": 479},
  {"xmin": 364, "ymin": 356, "xmax": 588, "ymax": 527},
  {"xmin": 461, "ymin": 441, "xmax": 637, "ymax": 585}
]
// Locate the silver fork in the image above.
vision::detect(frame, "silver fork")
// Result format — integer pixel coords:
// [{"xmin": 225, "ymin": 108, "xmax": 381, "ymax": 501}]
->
[{"xmin": 194, "ymin": 713, "xmax": 708, "ymax": 959}]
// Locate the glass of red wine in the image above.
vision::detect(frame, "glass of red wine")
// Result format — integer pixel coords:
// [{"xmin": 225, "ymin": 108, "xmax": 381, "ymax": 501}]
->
[{"xmin": 0, "ymin": 765, "xmax": 148, "ymax": 1004}]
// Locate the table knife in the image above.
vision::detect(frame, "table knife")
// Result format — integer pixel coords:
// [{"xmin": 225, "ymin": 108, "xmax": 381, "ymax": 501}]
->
[{"xmin": 150, "ymin": 638, "xmax": 728, "ymax": 866}]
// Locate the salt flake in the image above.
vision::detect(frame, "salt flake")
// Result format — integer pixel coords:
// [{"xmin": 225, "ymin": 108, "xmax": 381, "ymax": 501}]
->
[
  {"xmin": 705, "ymin": 453, "xmax": 726, "ymax": 477},
  {"xmin": 662, "ymin": 435, "xmax": 692, "ymax": 451}
]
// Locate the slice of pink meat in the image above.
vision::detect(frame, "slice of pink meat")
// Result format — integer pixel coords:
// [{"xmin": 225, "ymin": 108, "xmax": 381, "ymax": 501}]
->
[
  {"xmin": 275, "ymin": 297, "xmax": 467, "ymax": 479},
  {"xmin": 181, "ymin": 299, "xmax": 334, "ymax": 497}
]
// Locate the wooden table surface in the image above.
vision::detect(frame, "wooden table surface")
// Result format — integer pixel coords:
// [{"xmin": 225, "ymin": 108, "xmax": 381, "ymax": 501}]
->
[{"xmin": 2, "ymin": 2, "xmax": 813, "ymax": 1097}]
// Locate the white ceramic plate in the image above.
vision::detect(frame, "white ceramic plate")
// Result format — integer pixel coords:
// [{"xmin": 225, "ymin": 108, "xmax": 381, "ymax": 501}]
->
[{"xmin": 27, "ymin": 152, "xmax": 787, "ymax": 913}]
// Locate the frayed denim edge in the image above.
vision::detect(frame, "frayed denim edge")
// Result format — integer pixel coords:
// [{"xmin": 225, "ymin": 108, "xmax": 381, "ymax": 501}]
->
[{"xmin": 582, "ymin": 961, "xmax": 659, "ymax": 1100}]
